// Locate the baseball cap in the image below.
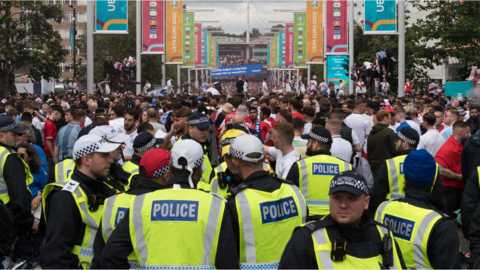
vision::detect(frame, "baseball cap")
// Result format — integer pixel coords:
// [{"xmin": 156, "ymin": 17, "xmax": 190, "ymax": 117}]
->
[
  {"xmin": 89, "ymin": 125, "xmax": 129, "ymax": 143},
  {"xmin": 220, "ymin": 128, "xmax": 247, "ymax": 156},
  {"xmin": 313, "ymin": 75, "xmax": 317, "ymax": 79},
  {"xmin": 139, "ymin": 148, "xmax": 171, "ymax": 178},
  {"xmin": 221, "ymin": 103, "xmax": 233, "ymax": 114},
  {"xmin": 0, "ymin": 116, "xmax": 26, "ymax": 133},
  {"xmin": 228, "ymin": 134, "xmax": 264, "ymax": 163},
  {"xmin": 301, "ymin": 126, "xmax": 332, "ymax": 143},
  {"xmin": 133, "ymin": 133, "xmax": 163, "ymax": 153},
  {"xmin": 72, "ymin": 134, "xmax": 121, "ymax": 160},
  {"xmin": 188, "ymin": 113, "xmax": 211, "ymax": 129},
  {"xmin": 171, "ymin": 140, "xmax": 205, "ymax": 187},
  {"xmin": 389, "ymin": 127, "xmax": 419, "ymax": 145},
  {"xmin": 329, "ymin": 171, "xmax": 369, "ymax": 196},
  {"xmin": 457, "ymin": 107, "xmax": 467, "ymax": 116}
]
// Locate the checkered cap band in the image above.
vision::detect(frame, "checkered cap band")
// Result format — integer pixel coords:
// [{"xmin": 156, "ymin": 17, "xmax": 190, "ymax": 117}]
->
[
  {"xmin": 309, "ymin": 131, "xmax": 329, "ymax": 143},
  {"xmin": 193, "ymin": 155, "xmax": 204, "ymax": 168},
  {"xmin": 229, "ymin": 144, "xmax": 265, "ymax": 162},
  {"xmin": 398, "ymin": 131, "xmax": 417, "ymax": 145},
  {"xmin": 330, "ymin": 176, "xmax": 368, "ymax": 195},
  {"xmin": 220, "ymin": 137, "xmax": 235, "ymax": 148},
  {"xmin": 153, "ymin": 164, "xmax": 170, "ymax": 177},
  {"xmin": 0, "ymin": 122, "xmax": 17, "ymax": 133},
  {"xmin": 74, "ymin": 137, "xmax": 108, "ymax": 160},
  {"xmin": 188, "ymin": 118, "xmax": 210, "ymax": 126},
  {"xmin": 135, "ymin": 138, "xmax": 156, "ymax": 153}
]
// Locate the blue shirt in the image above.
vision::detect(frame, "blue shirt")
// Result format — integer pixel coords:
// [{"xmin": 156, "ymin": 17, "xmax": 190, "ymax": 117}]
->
[
  {"xmin": 29, "ymin": 144, "xmax": 48, "ymax": 199},
  {"xmin": 441, "ymin": 126, "xmax": 453, "ymax": 141},
  {"xmin": 396, "ymin": 121, "xmax": 411, "ymax": 133},
  {"xmin": 54, "ymin": 122, "xmax": 82, "ymax": 161}
]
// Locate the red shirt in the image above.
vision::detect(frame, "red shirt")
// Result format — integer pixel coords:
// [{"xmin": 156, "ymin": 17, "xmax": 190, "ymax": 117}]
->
[
  {"xmin": 405, "ymin": 81, "xmax": 413, "ymax": 93},
  {"xmin": 224, "ymin": 111, "xmax": 251, "ymax": 126},
  {"xmin": 292, "ymin": 112, "xmax": 304, "ymax": 120},
  {"xmin": 437, "ymin": 124, "xmax": 445, "ymax": 133},
  {"xmin": 435, "ymin": 136, "xmax": 464, "ymax": 189},
  {"xmin": 43, "ymin": 119, "xmax": 58, "ymax": 157},
  {"xmin": 250, "ymin": 119, "xmax": 272, "ymax": 141}
]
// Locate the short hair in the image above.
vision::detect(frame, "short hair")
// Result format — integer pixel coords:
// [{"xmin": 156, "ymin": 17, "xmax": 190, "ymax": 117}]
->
[
  {"xmin": 290, "ymin": 99, "xmax": 302, "ymax": 111},
  {"xmin": 319, "ymin": 99, "xmax": 331, "ymax": 112},
  {"xmin": 50, "ymin": 105, "xmax": 62, "ymax": 115},
  {"xmin": 113, "ymin": 104, "xmax": 126, "ymax": 117},
  {"xmin": 21, "ymin": 112, "xmax": 33, "ymax": 123},
  {"xmin": 277, "ymin": 109, "xmax": 292, "ymax": 123},
  {"xmin": 354, "ymin": 98, "xmax": 367, "ymax": 108},
  {"xmin": 138, "ymin": 122, "xmax": 155, "ymax": 134},
  {"xmin": 330, "ymin": 108, "xmax": 345, "ymax": 121},
  {"xmin": 423, "ymin": 112, "xmax": 436, "ymax": 127},
  {"xmin": 260, "ymin": 107, "xmax": 271, "ymax": 118},
  {"xmin": 376, "ymin": 110, "xmax": 390, "ymax": 122},
  {"xmin": 125, "ymin": 109, "xmax": 139, "ymax": 121},
  {"xmin": 273, "ymin": 122, "xmax": 295, "ymax": 144},
  {"xmin": 72, "ymin": 109, "xmax": 86, "ymax": 121},
  {"xmin": 395, "ymin": 108, "xmax": 407, "ymax": 117},
  {"xmin": 291, "ymin": 117, "xmax": 305, "ymax": 132},
  {"xmin": 470, "ymin": 104, "xmax": 479, "ymax": 112},
  {"xmin": 172, "ymin": 107, "xmax": 192, "ymax": 118},
  {"xmin": 312, "ymin": 117, "xmax": 325, "ymax": 128},
  {"xmin": 326, "ymin": 119, "xmax": 341, "ymax": 133},
  {"xmin": 452, "ymin": 120, "xmax": 469, "ymax": 131},
  {"xmin": 92, "ymin": 117, "xmax": 108, "ymax": 127},
  {"xmin": 303, "ymin": 107, "xmax": 316, "ymax": 118},
  {"xmin": 248, "ymin": 107, "xmax": 257, "ymax": 113},
  {"xmin": 147, "ymin": 107, "xmax": 157, "ymax": 118},
  {"xmin": 279, "ymin": 97, "xmax": 290, "ymax": 104},
  {"xmin": 446, "ymin": 108, "xmax": 459, "ymax": 119}
]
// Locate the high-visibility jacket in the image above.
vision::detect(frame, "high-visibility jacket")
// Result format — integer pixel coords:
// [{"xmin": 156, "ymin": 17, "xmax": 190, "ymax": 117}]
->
[
  {"xmin": 375, "ymin": 200, "xmax": 444, "ymax": 269},
  {"xmin": 296, "ymin": 155, "xmax": 351, "ymax": 216},
  {"xmin": 42, "ymin": 180, "xmax": 103, "ymax": 269},
  {"xmin": 54, "ymin": 158, "xmax": 76, "ymax": 182},
  {"xmin": 233, "ymin": 181, "xmax": 307, "ymax": 269},
  {"xmin": 129, "ymin": 188, "xmax": 225, "ymax": 269},
  {"xmin": 101, "ymin": 193, "xmax": 138, "ymax": 268},
  {"xmin": 122, "ymin": 161, "xmax": 139, "ymax": 187},
  {"xmin": 385, "ymin": 155, "xmax": 438, "ymax": 200},
  {"xmin": 0, "ymin": 146, "xmax": 33, "ymax": 204},
  {"xmin": 308, "ymin": 220, "xmax": 403, "ymax": 269}
]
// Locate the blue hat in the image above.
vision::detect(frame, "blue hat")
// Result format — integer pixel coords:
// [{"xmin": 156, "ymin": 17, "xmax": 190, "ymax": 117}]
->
[
  {"xmin": 404, "ymin": 149, "xmax": 437, "ymax": 187},
  {"xmin": 188, "ymin": 113, "xmax": 211, "ymax": 129},
  {"xmin": 0, "ymin": 116, "xmax": 25, "ymax": 133},
  {"xmin": 389, "ymin": 127, "xmax": 419, "ymax": 145},
  {"xmin": 301, "ymin": 126, "xmax": 332, "ymax": 143},
  {"xmin": 133, "ymin": 133, "xmax": 163, "ymax": 153}
]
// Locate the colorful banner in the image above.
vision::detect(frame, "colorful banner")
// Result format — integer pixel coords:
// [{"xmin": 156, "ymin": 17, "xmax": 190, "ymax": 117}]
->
[
  {"xmin": 267, "ymin": 41, "xmax": 271, "ymax": 70},
  {"xmin": 194, "ymin": 23, "xmax": 202, "ymax": 69},
  {"xmin": 293, "ymin": 13, "xmax": 306, "ymax": 68},
  {"xmin": 202, "ymin": 30, "xmax": 208, "ymax": 68},
  {"xmin": 274, "ymin": 34, "xmax": 279, "ymax": 69},
  {"xmin": 326, "ymin": 0, "xmax": 347, "ymax": 54},
  {"xmin": 208, "ymin": 33, "xmax": 212, "ymax": 69},
  {"xmin": 215, "ymin": 42, "xmax": 219, "ymax": 70},
  {"xmin": 142, "ymin": 0, "xmax": 164, "ymax": 54},
  {"xmin": 307, "ymin": 0, "xmax": 323, "ymax": 63},
  {"xmin": 166, "ymin": 0, "xmax": 183, "ymax": 64},
  {"xmin": 279, "ymin": 30, "xmax": 285, "ymax": 69},
  {"xmin": 285, "ymin": 23, "xmax": 294, "ymax": 69},
  {"xmin": 327, "ymin": 55, "xmax": 349, "ymax": 85},
  {"xmin": 365, "ymin": 0, "xmax": 397, "ymax": 34},
  {"xmin": 212, "ymin": 39, "xmax": 216, "ymax": 69},
  {"xmin": 95, "ymin": 0, "xmax": 128, "ymax": 33},
  {"xmin": 212, "ymin": 64, "xmax": 263, "ymax": 78},
  {"xmin": 182, "ymin": 12, "xmax": 194, "ymax": 67}
]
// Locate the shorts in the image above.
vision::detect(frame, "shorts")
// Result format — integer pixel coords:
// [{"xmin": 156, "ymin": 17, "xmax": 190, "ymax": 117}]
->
[{"xmin": 366, "ymin": 68, "xmax": 373, "ymax": 78}]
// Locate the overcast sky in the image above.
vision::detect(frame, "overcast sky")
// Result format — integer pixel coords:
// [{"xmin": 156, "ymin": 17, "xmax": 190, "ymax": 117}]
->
[{"xmin": 184, "ymin": 1, "xmax": 306, "ymax": 35}]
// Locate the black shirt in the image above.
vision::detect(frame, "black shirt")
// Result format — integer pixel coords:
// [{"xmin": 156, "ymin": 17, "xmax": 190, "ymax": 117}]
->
[{"xmin": 236, "ymin": 80, "xmax": 245, "ymax": 93}]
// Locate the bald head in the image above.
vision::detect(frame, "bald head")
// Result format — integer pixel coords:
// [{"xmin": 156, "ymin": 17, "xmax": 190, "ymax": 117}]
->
[
  {"xmin": 146, "ymin": 107, "xmax": 157, "ymax": 119},
  {"xmin": 232, "ymin": 114, "xmax": 245, "ymax": 126}
]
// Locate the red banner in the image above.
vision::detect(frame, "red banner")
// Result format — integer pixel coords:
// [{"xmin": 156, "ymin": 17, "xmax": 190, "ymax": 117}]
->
[
  {"xmin": 194, "ymin": 23, "xmax": 202, "ymax": 68},
  {"xmin": 142, "ymin": 0, "xmax": 164, "ymax": 54},
  {"xmin": 285, "ymin": 23, "xmax": 294, "ymax": 69},
  {"xmin": 326, "ymin": 0, "xmax": 348, "ymax": 54}
]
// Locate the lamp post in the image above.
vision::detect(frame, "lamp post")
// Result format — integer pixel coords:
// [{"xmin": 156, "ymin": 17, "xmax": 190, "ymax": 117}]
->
[{"xmin": 69, "ymin": 5, "xmax": 77, "ymax": 79}]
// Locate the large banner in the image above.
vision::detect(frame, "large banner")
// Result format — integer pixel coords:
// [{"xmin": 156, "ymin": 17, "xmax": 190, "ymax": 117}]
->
[
  {"xmin": 364, "ymin": 0, "xmax": 397, "ymax": 34},
  {"xmin": 267, "ymin": 41, "xmax": 271, "ymax": 69},
  {"xmin": 274, "ymin": 34, "xmax": 279, "ymax": 69},
  {"xmin": 215, "ymin": 42, "xmax": 219, "ymax": 69},
  {"xmin": 166, "ymin": 0, "xmax": 183, "ymax": 64},
  {"xmin": 212, "ymin": 64, "xmax": 263, "ymax": 78},
  {"xmin": 95, "ymin": 0, "xmax": 128, "ymax": 33},
  {"xmin": 208, "ymin": 33, "xmax": 212, "ymax": 69},
  {"xmin": 182, "ymin": 12, "xmax": 194, "ymax": 67},
  {"xmin": 294, "ymin": 12, "xmax": 306, "ymax": 68},
  {"xmin": 327, "ymin": 55, "xmax": 349, "ymax": 85},
  {"xmin": 285, "ymin": 23, "xmax": 294, "ymax": 69},
  {"xmin": 194, "ymin": 23, "xmax": 202, "ymax": 69},
  {"xmin": 212, "ymin": 39, "xmax": 216, "ymax": 69},
  {"xmin": 307, "ymin": 0, "xmax": 323, "ymax": 63},
  {"xmin": 142, "ymin": 0, "xmax": 164, "ymax": 54},
  {"xmin": 202, "ymin": 30, "xmax": 208, "ymax": 68},
  {"xmin": 279, "ymin": 30, "xmax": 286, "ymax": 69},
  {"xmin": 326, "ymin": 0, "xmax": 347, "ymax": 54}
]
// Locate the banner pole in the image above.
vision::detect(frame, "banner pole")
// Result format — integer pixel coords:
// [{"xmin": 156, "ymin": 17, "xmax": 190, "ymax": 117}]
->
[
  {"xmin": 188, "ymin": 69, "xmax": 191, "ymax": 89},
  {"xmin": 348, "ymin": 0, "xmax": 354, "ymax": 95},
  {"xmin": 177, "ymin": 65, "xmax": 181, "ymax": 93},
  {"xmin": 87, "ymin": 0, "xmax": 93, "ymax": 95},
  {"xmin": 136, "ymin": 0, "xmax": 141, "ymax": 95},
  {"xmin": 162, "ymin": 55, "xmax": 166, "ymax": 87},
  {"xmin": 195, "ymin": 70, "xmax": 198, "ymax": 88},
  {"xmin": 398, "ymin": 0, "xmax": 405, "ymax": 97},
  {"xmin": 307, "ymin": 65, "xmax": 311, "ymax": 87}
]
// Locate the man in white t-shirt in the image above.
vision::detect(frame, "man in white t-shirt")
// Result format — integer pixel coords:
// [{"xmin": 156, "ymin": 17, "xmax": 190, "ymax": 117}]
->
[
  {"xmin": 143, "ymin": 80, "xmax": 151, "ymax": 93},
  {"xmin": 355, "ymin": 77, "xmax": 366, "ymax": 95},
  {"xmin": 285, "ymin": 78, "xmax": 292, "ymax": 92},
  {"xmin": 309, "ymin": 76, "xmax": 319, "ymax": 94},
  {"xmin": 326, "ymin": 119, "xmax": 353, "ymax": 163},
  {"xmin": 243, "ymin": 80, "xmax": 248, "ymax": 93},
  {"xmin": 417, "ymin": 112, "xmax": 445, "ymax": 157},
  {"xmin": 122, "ymin": 110, "xmax": 139, "ymax": 161},
  {"xmin": 380, "ymin": 77, "xmax": 389, "ymax": 96},
  {"xmin": 262, "ymin": 77, "xmax": 268, "ymax": 93},
  {"xmin": 263, "ymin": 122, "xmax": 300, "ymax": 179},
  {"xmin": 166, "ymin": 78, "xmax": 175, "ymax": 94},
  {"xmin": 206, "ymin": 83, "xmax": 220, "ymax": 95},
  {"xmin": 68, "ymin": 78, "xmax": 79, "ymax": 95},
  {"xmin": 344, "ymin": 99, "xmax": 374, "ymax": 165}
]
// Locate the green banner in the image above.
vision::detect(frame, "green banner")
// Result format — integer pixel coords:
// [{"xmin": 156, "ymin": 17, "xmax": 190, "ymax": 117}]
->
[
  {"xmin": 294, "ymin": 13, "xmax": 307, "ymax": 68},
  {"xmin": 274, "ymin": 34, "xmax": 279, "ymax": 69},
  {"xmin": 208, "ymin": 33, "xmax": 212, "ymax": 69},
  {"xmin": 183, "ymin": 13, "xmax": 194, "ymax": 67}
]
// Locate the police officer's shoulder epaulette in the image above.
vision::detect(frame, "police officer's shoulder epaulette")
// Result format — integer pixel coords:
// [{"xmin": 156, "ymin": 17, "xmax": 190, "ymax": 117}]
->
[
  {"xmin": 271, "ymin": 175, "xmax": 294, "ymax": 185},
  {"xmin": 370, "ymin": 219, "xmax": 390, "ymax": 230},
  {"xmin": 228, "ymin": 181, "xmax": 251, "ymax": 196},
  {"xmin": 61, "ymin": 180, "xmax": 80, "ymax": 193},
  {"xmin": 432, "ymin": 208, "xmax": 454, "ymax": 220},
  {"xmin": 303, "ymin": 219, "xmax": 335, "ymax": 233},
  {"xmin": 210, "ymin": 192, "xmax": 228, "ymax": 203}
]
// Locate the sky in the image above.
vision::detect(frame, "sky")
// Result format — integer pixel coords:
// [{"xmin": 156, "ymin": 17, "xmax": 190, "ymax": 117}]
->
[{"xmin": 184, "ymin": 1, "xmax": 307, "ymax": 35}]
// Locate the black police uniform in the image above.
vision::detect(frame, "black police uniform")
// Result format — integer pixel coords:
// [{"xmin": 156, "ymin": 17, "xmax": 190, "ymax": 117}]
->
[
  {"xmin": 462, "ymin": 169, "xmax": 480, "ymax": 265},
  {"xmin": 97, "ymin": 175, "xmax": 239, "ymax": 269}
]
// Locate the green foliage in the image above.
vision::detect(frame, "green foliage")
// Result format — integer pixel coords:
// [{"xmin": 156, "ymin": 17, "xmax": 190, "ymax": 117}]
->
[{"xmin": 0, "ymin": 1, "xmax": 68, "ymax": 97}]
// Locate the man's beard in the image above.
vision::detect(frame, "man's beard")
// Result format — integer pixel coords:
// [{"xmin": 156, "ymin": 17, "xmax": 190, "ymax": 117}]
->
[{"xmin": 306, "ymin": 144, "xmax": 314, "ymax": 157}]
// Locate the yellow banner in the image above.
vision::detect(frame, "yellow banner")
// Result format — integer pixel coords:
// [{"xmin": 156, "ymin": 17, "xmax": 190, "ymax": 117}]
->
[
  {"xmin": 307, "ymin": 0, "xmax": 323, "ymax": 63},
  {"xmin": 166, "ymin": 0, "xmax": 183, "ymax": 64}
]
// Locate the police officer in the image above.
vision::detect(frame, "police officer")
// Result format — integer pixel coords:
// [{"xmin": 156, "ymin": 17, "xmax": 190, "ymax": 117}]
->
[
  {"xmin": 287, "ymin": 127, "xmax": 351, "ymax": 220},
  {"xmin": 226, "ymin": 134, "xmax": 306, "ymax": 268},
  {"xmin": 91, "ymin": 148, "xmax": 171, "ymax": 269},
  {"xmin": 122, "ymin": 133, "xmax": 163, "ymax": 189},
  {"xmin": 370, "ymin": 127, "xmax": 445, "ymax": 212},
  {"xmin": 41, "ymin": 134, "xmax": 121, "ymax": 269},
  {"xmin": 98, "ymin": 140, "xmax": 239, "ymax": 269},
  {"xmin": 0, "ymin": 117, "xmax": 36, "ymax": 262},
  {"xmin": 375, "ymin": 149, "xmax": 461, "ymax": 269},
  {"xmin": 279, "ymin": 171, "xmax": 406, "ymax": 269}
]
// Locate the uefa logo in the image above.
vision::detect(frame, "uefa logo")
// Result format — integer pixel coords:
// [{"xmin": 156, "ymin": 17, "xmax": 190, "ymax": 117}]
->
[
  {"xmin": 288, "ymin": 27, "xmax": 293, "ymax": 32},
  {"xmin": 297, "ymin": 16, "xmax": 304, "ymax": 23},
  {"xmin": 185, "ymin": 17, "xmax": 191, "ymax": 23},
  {"xmin": 170, "ymin": 0, "xmax": 179, "ymax": 8},
  {"xmin": 194, "ymin": 26, "xmax": 199, "ymax": 32},
  {"xmin": 311, "ymin": 0, "xmax": 319, "ymax": 8},
  {"xmin": 281, "ymin": 33, "xmax": 285, "ymax": 38}
]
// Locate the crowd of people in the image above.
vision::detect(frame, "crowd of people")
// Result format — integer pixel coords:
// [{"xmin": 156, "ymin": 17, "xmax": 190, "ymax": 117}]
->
[
  {"xmin": 219, "ymin": 54, "xmax": 267, "ymax": 67},
  {"xmin": 2, "ymin": 75, "xmax": 480, "ymax": 269}
]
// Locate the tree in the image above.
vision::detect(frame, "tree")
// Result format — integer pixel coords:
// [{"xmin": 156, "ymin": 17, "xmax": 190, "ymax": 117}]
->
[{"xmin": 0, "ymin": 1, "xmax": 68, "ymax": 97}]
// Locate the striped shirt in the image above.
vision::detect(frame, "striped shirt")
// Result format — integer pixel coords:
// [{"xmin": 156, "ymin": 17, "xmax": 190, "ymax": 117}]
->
[{"xmin": 54, "ymin": 122, "xmax": 82, "ymax": 161}]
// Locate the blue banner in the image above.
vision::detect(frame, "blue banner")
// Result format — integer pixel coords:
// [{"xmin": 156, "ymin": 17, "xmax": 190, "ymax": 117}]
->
[
  {"xmin": 364, "ymin": 0, "xmax": 396, "ymax": 34},
  {"xmin": 215, "ymin": 42, "xmax": 219, "ymax": 70},
  {"xmin": 267, "ymin": 42, "xmax": 271, "ymax": 70},
  {"xmin": 279, "ymin": 30, "xmax": 286, "ymax": 69},
  {"xmin": 202, "ymin": 30, "xmax": 208, "ymax": 68},
  {"xmin": 327, "ymin": 55, "xmax": 349, "ymax": 85},
  {"xmin": 70, "ymin": 23, "xmax": 75, "ymax": 51},
  {"xmin": 212, "ymin": 64, "xmax": 263, "ymax": 78},
  {"xmin": 95, "ymin": 0, "xmax": 128, "ymax": 33}
]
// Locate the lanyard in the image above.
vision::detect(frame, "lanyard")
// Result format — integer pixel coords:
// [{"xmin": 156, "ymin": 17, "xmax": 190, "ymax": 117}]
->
[{"xmin": 255, "ymin": 119, "xmax": 261, "ymax": 133}]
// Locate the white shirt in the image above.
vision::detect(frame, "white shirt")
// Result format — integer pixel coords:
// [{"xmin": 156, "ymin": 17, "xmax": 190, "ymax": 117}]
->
[
  {"xmin": 363, "ymin": 61, "xmax": 373, "ymax": 69},
  {"xmin": 331, "ymin": 135, "xmax": 353, "ymax": 162},
  {"xmin": 243, "ymin": 82, "xmax": 248, "ymax": 92},
  {"xmin": 262, "ymin": 81, "xmax": 268, "ymax": 91},
  {"xmin": 122, "ymin": 130, "xmax": 138, "ymax": 158},
  {"xmin": 285, "ymin": 82, "xmax": 292, "ymax": 92},
  {"xmin": 356, "ymin": 82, "xmax": 366, "ymax": 94},
  {"xmin": 344, "ymin": 113, "xmax": 374, "ymax": 151},
  {"xmin": 109, "ymin": 118, "xmax": 125, "ymax": 133},
  {"xmin": 406, "ymin": 120, "xmax": 422, "ymax": 137},
  {"xmin": 300, "ymin": 83, "xmax": 306, "ymax": 93},
  {"xmin": 68, "ymin": 82, "xmax": 79, "ymax": 93},
  {"xmin": 206, "ymin": 87, "xmax": 220, "ymax": 95},
  {"xmin": 417, "ymin": 129, "xmax": 445, "ymax": 157},
  {"xmin": 143, "ymin": 83, "xmax": 151, "ymax": 92},
  {"xmin": 85, "ymin": 116, "xmax": 92, "ymax": 127},
  {"xmin": 380, "ymin": 82, "xmax": 389, "ymax": 92},
  {"xmin": 268, "ymin": 147, "xmax": 300, "ymax": 179}
]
